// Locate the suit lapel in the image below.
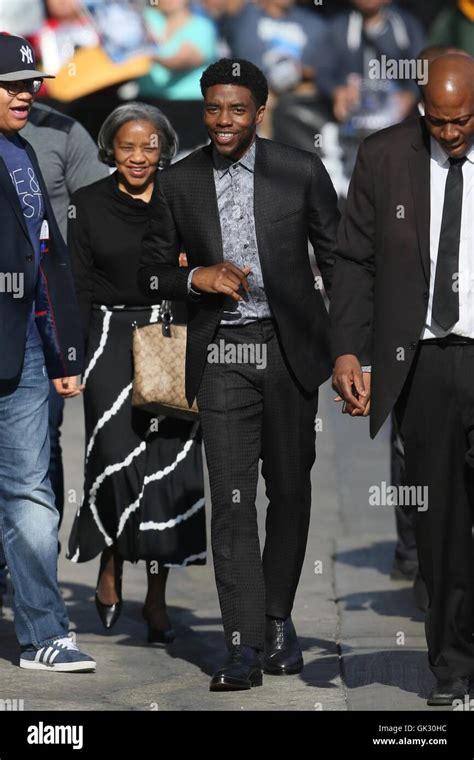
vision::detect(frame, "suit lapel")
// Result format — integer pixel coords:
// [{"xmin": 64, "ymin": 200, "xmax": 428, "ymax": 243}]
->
[
  {"xmin": 0, "ymin": 155, "xmax": 31, "ymax": 246},
  {"xmin": 253, "ymin": 137, "xmax": 273, "ymax": 266},
  {"xmin": 194, "ymin": 144, "xmax": 224, "ymax": 264},
  {"xmin": 254, "ymin": 137, "xmax": 273, "ymax": 222},
  {"xmin": 408, "ymin": 121, "xmax": 431, "ymax": 284}
]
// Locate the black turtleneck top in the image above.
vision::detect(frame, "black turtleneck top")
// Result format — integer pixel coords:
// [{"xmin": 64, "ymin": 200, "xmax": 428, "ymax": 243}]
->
[{"xmin": 68, "ymin": 171, "xmax": 160, "ymax": 333}]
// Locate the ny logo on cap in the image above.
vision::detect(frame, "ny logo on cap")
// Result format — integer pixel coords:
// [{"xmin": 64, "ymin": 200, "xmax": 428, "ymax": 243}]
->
[{"xmin": 20, "ymin": 45, "xmax": 33, "ymax": 65}]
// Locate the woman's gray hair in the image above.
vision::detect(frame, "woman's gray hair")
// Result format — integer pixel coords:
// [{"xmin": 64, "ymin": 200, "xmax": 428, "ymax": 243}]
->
[{"xmin": 97, "ymin": 102, "xmax": 178, "ymax": 169}]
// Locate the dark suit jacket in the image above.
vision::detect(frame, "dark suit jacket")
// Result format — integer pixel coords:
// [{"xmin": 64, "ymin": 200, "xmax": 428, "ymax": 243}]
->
[
  {"xmin": 138, "ymin": 136, "xmax": 340, "ymax": 406},
  {"xmin": 330, "ymin": 116, "xmax": 433, "ymax": 439},
  {"xmin": 0, "ymin": 134, "xmax": 84, "ymax": 381}
]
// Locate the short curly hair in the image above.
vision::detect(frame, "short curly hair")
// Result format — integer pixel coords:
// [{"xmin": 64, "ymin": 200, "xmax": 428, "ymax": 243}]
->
[
  {"xmin": 200, "ymin": 58, "xmax": 269, "ymax": 108},
  {"xmin": 97, "ymin": 102, "xmax": 178, "ymax": 169}
]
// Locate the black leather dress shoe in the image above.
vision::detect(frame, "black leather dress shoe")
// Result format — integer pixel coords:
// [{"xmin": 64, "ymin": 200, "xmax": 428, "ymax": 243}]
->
[
  {"xmin": 427, "ymin": 677, "xmax": 469, "ymax": 706},
  {"xmin": 209, "ymin": 646, "xmax": 262, "ymax": 691},
  {"xmin": 263, "ymin": 616, "xmax": 303, "ymax": 675}
]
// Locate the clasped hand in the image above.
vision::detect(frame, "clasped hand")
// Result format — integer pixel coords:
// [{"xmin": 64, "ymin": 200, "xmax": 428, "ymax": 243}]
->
[{"xmin": 332, "ymin": 354, "xmax": 371, "ymax": 417}]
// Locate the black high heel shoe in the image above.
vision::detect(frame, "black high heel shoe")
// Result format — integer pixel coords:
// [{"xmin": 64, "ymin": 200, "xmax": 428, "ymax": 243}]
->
[
  {"xmin": 95, "ymin": 552, "xmax": 123, "ymax": 630},
  {"xmin": 142, "ymin": 606, "xmax": 175, "ymax": 645}
]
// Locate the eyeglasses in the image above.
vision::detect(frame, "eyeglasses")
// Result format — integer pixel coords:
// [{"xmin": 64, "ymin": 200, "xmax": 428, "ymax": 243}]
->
[{"xmin": 0, "ymin": 79, "xmax": 43, "ymax": 96}]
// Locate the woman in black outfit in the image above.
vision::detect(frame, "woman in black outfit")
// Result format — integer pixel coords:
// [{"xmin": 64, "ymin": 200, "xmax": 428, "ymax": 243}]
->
[{"xmin": 67, "ymin": 103, "xmax": 206, "ymax": 643}]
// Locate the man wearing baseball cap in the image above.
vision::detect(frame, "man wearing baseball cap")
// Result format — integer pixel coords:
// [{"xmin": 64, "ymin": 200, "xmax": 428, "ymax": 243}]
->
[{"xmin": 0, "ymin": 33, "xmax": 96, "ymax": 671}]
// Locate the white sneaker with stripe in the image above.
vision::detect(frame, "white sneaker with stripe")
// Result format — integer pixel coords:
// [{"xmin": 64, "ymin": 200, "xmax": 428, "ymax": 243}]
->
[{"xmin": 19, "ymin": 632, "xmax": 96, "ymax": 672}]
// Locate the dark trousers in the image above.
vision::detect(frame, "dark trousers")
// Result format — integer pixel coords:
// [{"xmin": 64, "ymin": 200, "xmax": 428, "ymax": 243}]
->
[
  {"xmin": 196, "ymin": 319, "xmax": 319, "ymax": 650},
  {"xmin": 395, "ymin": 342, "xmax": 474, "ymax": 679},
  {"xmin": 391, "ymin": 413, "xmax": 418, "ymax": 563}
]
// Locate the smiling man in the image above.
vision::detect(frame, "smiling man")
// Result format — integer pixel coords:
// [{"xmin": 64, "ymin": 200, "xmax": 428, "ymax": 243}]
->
[
  {"xmin": 139, "ymin": 58, "xmax": 339, "ymax": 691},
  {"xmin": 0, "ymin": 32, "xmax": 95, "ymax": 671},
  {"xmin": 331, "ymin": 53, "xmax": 474, "ymax": 705}
]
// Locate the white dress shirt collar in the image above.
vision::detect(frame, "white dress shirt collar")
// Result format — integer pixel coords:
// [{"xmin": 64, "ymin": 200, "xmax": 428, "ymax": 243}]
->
[{"xmin": 430, "ymin": 136, "xmax": 474, "ymax": 168}]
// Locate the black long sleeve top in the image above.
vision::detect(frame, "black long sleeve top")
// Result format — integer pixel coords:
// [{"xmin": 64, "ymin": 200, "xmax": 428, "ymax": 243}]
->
[{"xmin": 68, "ymin": 172, "xmax": 162, "ymax": 334}]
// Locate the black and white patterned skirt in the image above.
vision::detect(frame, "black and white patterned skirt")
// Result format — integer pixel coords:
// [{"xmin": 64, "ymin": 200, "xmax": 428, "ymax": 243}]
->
[{"xmin": 67, "ymin": 304, "xmax": 207, "ymax": 567}]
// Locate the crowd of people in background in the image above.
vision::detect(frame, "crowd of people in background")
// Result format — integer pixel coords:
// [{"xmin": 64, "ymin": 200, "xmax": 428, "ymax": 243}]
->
[{"xmin": 0, "ymin": 0, "xmax": 472, "ymax": 161}]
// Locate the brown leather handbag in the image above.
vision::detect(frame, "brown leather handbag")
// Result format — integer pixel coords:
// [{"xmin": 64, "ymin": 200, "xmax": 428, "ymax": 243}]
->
[{"xmin": 132, "ymin": 301, "xmax": 198, "ymax": 420}]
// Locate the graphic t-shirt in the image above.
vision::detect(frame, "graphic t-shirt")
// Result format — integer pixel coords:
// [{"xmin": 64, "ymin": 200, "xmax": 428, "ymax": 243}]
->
[{"xmin": 0, "ymin": 133, "xmax": 44, "ymax": 348}]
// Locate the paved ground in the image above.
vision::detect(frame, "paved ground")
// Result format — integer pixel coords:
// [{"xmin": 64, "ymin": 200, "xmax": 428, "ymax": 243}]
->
[{"xmin": 0, "ymin": 381, "xmax": 442, "ymax": 711}]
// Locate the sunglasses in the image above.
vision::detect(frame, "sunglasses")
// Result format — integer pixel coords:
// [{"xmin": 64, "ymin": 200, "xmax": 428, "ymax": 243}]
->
[{"xmin": 0, "ymin": 79, "xmax": 43, "ymax": 96}]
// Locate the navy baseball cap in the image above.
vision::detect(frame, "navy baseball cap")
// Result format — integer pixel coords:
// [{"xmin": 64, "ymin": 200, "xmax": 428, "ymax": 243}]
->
[{"xmin": 0, "ymin": 32, "xmax": 54, "ymax": 81}]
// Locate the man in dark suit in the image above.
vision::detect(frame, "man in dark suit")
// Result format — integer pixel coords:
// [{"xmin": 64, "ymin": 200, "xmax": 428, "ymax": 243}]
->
[
  {"xmin": 139, "ymin": 58, "xmax": 339, "ymax": 691},
  {"xmin": 0, "ymin": 32, "xmax": 95, "ymax": 671},
  {"xmin": 331, "ymin": 53, "xmax": 474, "ymax": 705}
]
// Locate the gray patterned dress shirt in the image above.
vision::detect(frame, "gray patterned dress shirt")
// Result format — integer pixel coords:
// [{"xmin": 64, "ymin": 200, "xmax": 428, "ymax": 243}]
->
[{"xmin": 188, "ymin": 140, "xmax": 272, "ymax": 325}]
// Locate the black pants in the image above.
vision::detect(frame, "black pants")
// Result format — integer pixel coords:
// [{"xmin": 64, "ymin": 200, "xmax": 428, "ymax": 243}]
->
[
  {"xmin": 395, "ymin": 342, "xmax": 474, "ymax": 679},
  {"xmin": 197, "ymin": 319, "xmax": 319, "ymax": 650},
  {"xmin": 391, "ymin": 413, "xmax": 418, "ymax": 563}
]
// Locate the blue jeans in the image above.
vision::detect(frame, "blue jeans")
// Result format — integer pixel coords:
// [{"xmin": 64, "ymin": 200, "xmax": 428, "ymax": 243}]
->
[
  {"xmin": 0, "ymin": 382, "xmax": 65, "ymax": 600},
  {"xmin": 0, "ymin": 541, "xmax": 6, "ymax": 596},
  {"xmin": 0, "ymin": 344, "xmax": 69, "ymax": 647},
  {"xmin": 48, "ymin": 381, "xmax": 65, "ymax": 525}
]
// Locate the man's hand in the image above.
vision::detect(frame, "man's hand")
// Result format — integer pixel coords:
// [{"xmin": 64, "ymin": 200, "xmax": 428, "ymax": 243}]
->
[
  {"xmin": 192, "ymin": 262, "xmax": 252, "ymax": 302},
  {"xmin": 52, "ymin": 376, "xmax": 84, "ymax": 399},
  {"xmin": 332, "ymin": 354, "xmax": 371, "ymax": 417}
]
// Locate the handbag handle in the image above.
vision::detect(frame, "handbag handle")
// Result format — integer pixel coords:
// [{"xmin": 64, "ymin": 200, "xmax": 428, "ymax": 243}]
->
[{"xmin": 159, "ymin": 300, "xmax": 173, "ymax": 338}]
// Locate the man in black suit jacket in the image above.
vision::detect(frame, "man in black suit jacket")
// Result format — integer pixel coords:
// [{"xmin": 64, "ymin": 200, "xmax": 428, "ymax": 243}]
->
[
  {"xmin": 0, "ymin": 33, "xmax": 94, "ymax": 672},
  {"xmin": 331, "ymin": 53, "xmax": 474, "ymax": 705},
  {"xmin": 139, "ymin": 58, "xmax": 339, "ymax": 691}
]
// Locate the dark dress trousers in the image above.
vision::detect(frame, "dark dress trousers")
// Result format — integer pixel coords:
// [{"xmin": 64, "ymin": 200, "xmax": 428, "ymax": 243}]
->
[
  {"xmin": 0, "ymin": 135, "xmax": 84, "ymax": 382},
  {"xmin": 330, "ymin": 116, "xmax": 474, "ymax": 679},
  {"xmin": 139, "ymin": 136, "xmax": 340, "ymax": 648}
]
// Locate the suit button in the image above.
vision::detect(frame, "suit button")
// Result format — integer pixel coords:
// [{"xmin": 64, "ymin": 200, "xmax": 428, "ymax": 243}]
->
[
  {"xmin": 423, "ymin": 291, "xmax": 429, "ymax": 301},
  {"xmin": 408, "ymin": 341, "xmax": 417, "ymax": 350},
  {"xmin": 25, "ymin": 254, "xmax": 33, "ymax": 262}
]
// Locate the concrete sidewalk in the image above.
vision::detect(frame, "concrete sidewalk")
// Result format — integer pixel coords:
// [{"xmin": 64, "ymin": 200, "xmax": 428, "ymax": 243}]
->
[{"xmin": 0, "ymin": 382, "xmax": 440, "ymax": 710}]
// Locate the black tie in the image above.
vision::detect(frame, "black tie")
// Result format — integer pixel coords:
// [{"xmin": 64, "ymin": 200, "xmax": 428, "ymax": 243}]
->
[{"xmin": 432, "ymin": 156, "xmax": 466, "ymax": 331}]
